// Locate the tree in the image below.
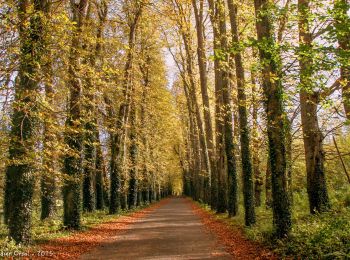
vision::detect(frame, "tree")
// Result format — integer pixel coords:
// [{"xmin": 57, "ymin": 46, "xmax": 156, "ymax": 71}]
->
[
  {"xmin": 95, "ymin": 130, "xmax": 106, "ymax": 210},
  {"xmin": 82, "ymin": 0, "xmax": 108, "ymax": 213},
  {"xmin": 109, "ymin": 0, "xmax": 143, "ymax": 214},
  {"xmin": 253, "ymin": 0, "xmax": 292, "ymax": 237},
  {"xmin": 250, "ymin": 57, "xmax": 263, "ymax": 207},
  {"xmin": 128, "ymin": 98, "xmax": 138, "ymax": 209},
  {"xmin": 40, "ymin": 0, "xmax": 56, "ymax": 220},
  {"xmin": 192, "ymin": 0, "xmax": 215, "ymax": 204},
  {"xmin": 208, "ymin": 0, "xmax": 236, "ymax": 214},
  {"xmin": 94, "ymin": 1, "xmax": 108, "ymax": 211},
  {"xmin": 62, "ymin": 0, "xmax": 89, "ymax": 229},
  {"xmin": 333, "ymin": 0, "xmax": 350, "ymax": 120},
  {"xmin": 4, "ymin": 0, "xmax": 49, "ymax": 244},
  {"xmin": 227, "ymin": 0, "xmax": 255, "ymax": 224},
  {"xmin": 298, "ymin": 0, "xmax": 330, "ymax": 214},
  {"xmin": 169, "ymin": 0, "xmax": 210, "ymax": 202}
]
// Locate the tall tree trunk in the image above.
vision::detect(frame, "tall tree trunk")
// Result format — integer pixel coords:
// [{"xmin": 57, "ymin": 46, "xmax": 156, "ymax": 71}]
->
[
  {"xmin": 82, "ymin": 1, "xmax": 107, "ymax": 213},
  {"xmin": 40, "ymin": 0, "xmax": 56, "ymax": 220},
  {"xmin": 182, "ymin": 78, "xmax": 201, "ymax": 200},
  {"xmin": 276, "ymin": 4, "xmax": 294, "ymax": 205},
  {"xmin": 41, "ymin": 70, "xmax": 57, "ymax": 220},
  {"xmin": 183, "ymin": 41, "xmax": 209, "ymax": 202},
  {"xmin": 175, "ymin": 0, "xmax": 210, "ymax": 202},
  {"xmin": 140, "ymin": 54, "xmax": 151, "ymax": 204},
  {"xmin": 207, "ymin": 0, "xmax": 220, "ymax": 210},
  {"xmin": 171, "ymin": 36, "xmax": 202, "ymax": 201},
  {"xmin": 208, "ymin": 0, "xmax": 233, "ymax": 214},
  {"xmin": 298, "ymin": 0, "xmax": 330, "ymax": 214},
  {"xmin": 227, "ymin": 0, "xmax": 255, "ymax": 225},
  {"xmin": 109, "ymin": 4, "xmax": 142, "ymax": 214},
  {"xmin": 105, "ymin": 93, "xmax": 120, "ymax": 214},
  {"xmin": 192, "ymin": 0, "xmax": 215, "ymax": 204},
  {"xmin": 109, "ymin": 128, "xmax": 121, "ymax": 213},
  {"xmin": 4, "ymin": 0, "xmax": 47, "ymax": 243},
  {"xmin": 254, "ymin": 0, "xmax": 292, "ymax": 237},
  {"xmin": 334, "ymin": 0, "xmax": 350, "ymax": 120},
  {"xmin": 104, "ymin": 94, "xmax": 116, "ymax": 209},
  {"xmin": 218, "ymin": 0, "xmax": 233, "ymax": 214},
  {"xmin": 82, "ymin": 101, "xmax": 95, "ymax": 212},
  {"xmin": 63, "ymin": 0, "xmax": 89, "ymax": 229},
  {"xmin": 82, "ymin": 60, "xmax": 96, "ymax": 212}
]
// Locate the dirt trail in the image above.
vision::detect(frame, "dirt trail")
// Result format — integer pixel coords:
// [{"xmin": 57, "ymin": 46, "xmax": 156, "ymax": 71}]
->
[
  {"xmin": 80, "ymin": 197, "xmax": 231, "ymax": 259},
  {"xmin": 39, "ymin": 197, "xmax": 276, "ymax": 259}
]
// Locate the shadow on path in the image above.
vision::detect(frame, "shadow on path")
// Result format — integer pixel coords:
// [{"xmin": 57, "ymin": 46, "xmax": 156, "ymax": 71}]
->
[{"xmin": 80, "ymin": 198, "xmax": 231, "ymax": 260}]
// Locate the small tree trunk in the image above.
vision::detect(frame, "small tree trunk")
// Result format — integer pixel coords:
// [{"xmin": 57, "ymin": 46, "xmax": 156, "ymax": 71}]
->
[
  {"xmin": 251, "ymin": 62, "xmax": 263, "ymax": 207},
  {"xmin": 128, "ymin": 100, "xmax": 138, "ymax": 209},
  {"xmin": 265, "ymin": 157, "xmax": 272, "ymax": 208},
  {"xmin": 95, "ymin": 130, "xmax": 105, "ymax": 210},
  {"xmin": 83, "ymin": 112, "xmax": 95, "ymax": 212}
]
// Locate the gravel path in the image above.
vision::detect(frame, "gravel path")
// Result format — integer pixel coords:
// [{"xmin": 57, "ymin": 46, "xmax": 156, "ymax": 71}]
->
[{"xmin": 80, "ymin": 197, "xmax": 231, "ymax": 259}]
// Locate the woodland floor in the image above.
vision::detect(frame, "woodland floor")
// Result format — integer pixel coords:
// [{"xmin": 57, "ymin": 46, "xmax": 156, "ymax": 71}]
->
[{"xmin": 33, "ymin": 197, "xmax": 276, "ymax": 259}]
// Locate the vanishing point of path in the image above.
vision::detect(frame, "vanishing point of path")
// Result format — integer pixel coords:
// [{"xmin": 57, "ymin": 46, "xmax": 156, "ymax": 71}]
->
[{"xmin": 81, "ymin": 197, "xmax": 232, "ymax": 259}]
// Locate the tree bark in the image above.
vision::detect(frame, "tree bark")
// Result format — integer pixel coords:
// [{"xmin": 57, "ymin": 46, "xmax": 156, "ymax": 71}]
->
[
  {"xmin": 182, "ymin": 40, "xmax": 209, "ymax": 202},
  {"xmin": 40, "ymin": 0, "xmax": 56, "ymax": 220},
  {"xmin": 192, "ymin": 0, "xmax": 215, "ymax": 204},
  {"xmin": 4, "ymin": 0, "xmax": 48, "ymax": 243},
  {"xmin": 253, "ymin": 0, "xmax": 292, "ymax": 237},
  {"xmin": 227, "ymin": 0, "xmax": 255, "ymax": 224},
  {"xmin": 251, "ymin": 62, "xmax": 263, "ymax": 207},
  {"xmin": 207, "ymin": 0, "xmax": 220, "ymax": 210},
  {"xmin": 174, "ymin": 0, "xmax": 210, "ymax": 202},
  {"xmin": 109, "ymin": 3, "xmax": 142, "ymax": 214},
  {"xmin": 128, "ymin": 99, "xmax": 138, "ymax": 209},
  {"xmin": 183, "ymin": 77, "xmax": 201, "ymax": 200},
  {"xmin": 298, "ymin": 0, "xmax": 330, "ymax": 214},
  {"xmin": 82, "ymin": 1, "xmax": 107, "ymax": 213},
  {"xmin": 82, "ymin": 107, "xmax": 95, "ymax": 212},
  {"xmin": 333, "ymin": 0, "xmax": 350, "ymax": 120},
  {"xmin": 63, "ymin": 0, "xmax": 89, "ymax": 229},
  {"xmin": 139, "ymin": 53, "xmax": 151, "ymax": 204},
  {"xmin": 95, "ymin": 129, "xmax": 105, "ymax": 210},
  {"xmin": 208, "ymin": 0, "xmax": 234, "ymax": 214},
  {"xmin": 265, "ymin": 156, "xmax": 272, "ymax": 208}
]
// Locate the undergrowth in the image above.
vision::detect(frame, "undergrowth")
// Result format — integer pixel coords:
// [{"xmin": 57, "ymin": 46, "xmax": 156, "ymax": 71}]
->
[
  {"xmin": 0, "ymin": 203, "xmax": 152, "ymax": 252},
  {"xmin": 198, "ymin": 188, "xmax": 350, "ymax": 259}
]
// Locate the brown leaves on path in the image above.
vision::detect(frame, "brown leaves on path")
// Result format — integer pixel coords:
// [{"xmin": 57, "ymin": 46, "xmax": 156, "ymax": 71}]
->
[
  {"xmin": 190, "ymin": 201, "xmax": 278, "ymax": 260},
  {"xmin": 35, "ymin": 200, "xmax": 169, "ymax": 260}
]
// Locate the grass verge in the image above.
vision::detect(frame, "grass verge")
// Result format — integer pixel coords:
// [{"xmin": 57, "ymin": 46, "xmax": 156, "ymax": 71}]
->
[
  {"xmin": 196, "ymin": 191, "xmax": 350, "ymax": 259},
  {"xmin": 0, "ymin": 202, "xmax": 154, "ymax": 254}
]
